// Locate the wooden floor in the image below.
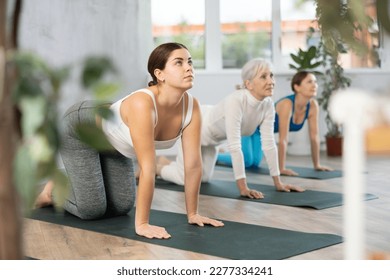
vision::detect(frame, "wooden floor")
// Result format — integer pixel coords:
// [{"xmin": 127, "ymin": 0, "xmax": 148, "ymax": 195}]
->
[{"xmin": 22, "ymin": 152, "xmax": 390, "ymax": 260}]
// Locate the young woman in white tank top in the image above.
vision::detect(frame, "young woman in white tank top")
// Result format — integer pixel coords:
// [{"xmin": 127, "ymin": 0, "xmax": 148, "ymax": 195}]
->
[{"xmin": 34, "ymin": 43, "xmax": 224, "ymax": 239}]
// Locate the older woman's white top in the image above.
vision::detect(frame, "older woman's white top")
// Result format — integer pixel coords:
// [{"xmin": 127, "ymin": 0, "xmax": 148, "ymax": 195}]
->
[{"xmin": 202, "ymin": 88, "xmax": 279, "ymax": 179}]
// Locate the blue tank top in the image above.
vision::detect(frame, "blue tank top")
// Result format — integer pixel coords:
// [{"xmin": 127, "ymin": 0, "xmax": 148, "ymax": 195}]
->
[{"xmin": 274, "ymin": 94, "xmax": 310, "ymax": 132}]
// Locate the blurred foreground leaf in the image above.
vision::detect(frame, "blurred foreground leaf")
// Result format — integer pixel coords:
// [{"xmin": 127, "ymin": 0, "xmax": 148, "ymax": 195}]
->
[
  {"xmin": 52, "ymin": 169, "xmax": 69, "ymax": 212},
  {"xmin": 13, "ymin": 145, "xmax": 37, "ymax": 213},
  {"xmin": 81, "ymin": 56, "xmax": 116, "ymax": 89},
  {"xmin": 93, "ymin": 82, "xmax": 120, "ymax": 101},
  {"xmin": 19, "ymin": 95, "xmax": 46, "ymax": 137},
  {"xmin": 75, "ymin": 123, "xmax": 114, "ymax": 151}
]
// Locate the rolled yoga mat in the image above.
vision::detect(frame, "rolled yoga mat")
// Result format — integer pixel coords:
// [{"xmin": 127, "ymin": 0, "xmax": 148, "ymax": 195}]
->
[
  {"xmin": 155, "ymin": 178, "xmax": 378, "ymax": 210},
  {"xmin": 29, "ymin": 207, "xmax": 343, "ymax": 260},
  {"xmin": 215, "ymin": 164, "xmax": 343, "ymax": 180}
]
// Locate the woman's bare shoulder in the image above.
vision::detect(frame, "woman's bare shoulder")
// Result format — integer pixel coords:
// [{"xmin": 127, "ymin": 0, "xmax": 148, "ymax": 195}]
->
[
  {"xmin": 275, "ymin": 97, "xmax": 293, "ymax": 113},
  {"xmin": 122, "ymin": 90, "xmax": 155, "ymax": 110}
]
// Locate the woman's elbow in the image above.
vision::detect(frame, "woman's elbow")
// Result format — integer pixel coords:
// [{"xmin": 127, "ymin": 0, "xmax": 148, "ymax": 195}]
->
[{"xmin": 310, "ymin": 134, "xmax": 319, "ymax": 143}]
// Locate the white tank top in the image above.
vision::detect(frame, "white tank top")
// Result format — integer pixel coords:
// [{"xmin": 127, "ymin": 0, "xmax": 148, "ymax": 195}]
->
[{"xmin": 102, "ymin": 88, "xmax": 193, "ymax": 158}]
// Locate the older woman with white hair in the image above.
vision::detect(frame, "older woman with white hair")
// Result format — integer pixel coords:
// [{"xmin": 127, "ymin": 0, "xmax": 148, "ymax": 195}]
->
[{"xmin": 157, "ymin": 58, "xmax": 304, "ymax": 198}]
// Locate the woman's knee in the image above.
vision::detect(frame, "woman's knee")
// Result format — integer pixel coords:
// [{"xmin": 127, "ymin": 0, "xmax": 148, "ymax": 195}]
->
[
  {"xmin": 109, "ymin": 192, "xmax": 136, "ymax": 216},
  {"xmin": 76, "ymin": 203, "xmax": 107, "ymax": 220}
]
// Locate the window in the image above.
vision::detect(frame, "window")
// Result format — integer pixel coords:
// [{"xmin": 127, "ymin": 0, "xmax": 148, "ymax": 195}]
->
[
  {"xmin": 151, "ymin": 0, "xmax": 205, "ymax": 69},
  {"xmin": 281, "ymin": 0, "xmax": 380, "ymax": 70},
  {"xmin": 280, "ymin": 0, "xmax": 320, "ymax": 68},
  {"xmin": 220, "ymin": 0, "xmax": 272, "ymax": 69},
  {"xmin": 151, "ymin": 0, "xmax": 383, "ymax": 71}
]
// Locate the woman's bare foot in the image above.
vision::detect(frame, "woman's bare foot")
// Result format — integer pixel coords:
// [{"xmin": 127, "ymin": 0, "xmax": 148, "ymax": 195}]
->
[
  {"xmin": 34, "ymin": 181, "xmax": 54, "ymax": 208},
  {"xmin": 156, "ymin": 156, "xmax": 172, "ymax": 176}
]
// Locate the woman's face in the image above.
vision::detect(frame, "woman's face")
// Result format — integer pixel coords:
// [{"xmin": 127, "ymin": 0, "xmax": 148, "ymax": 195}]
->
[
  {"xmin": 246, "ymin": 67, "xmax": 275, "ymax": 101},
  {"xmin": 160, "ymin": 48, "xmax": 194, "ymax": 91},
  {"xmin": 295, "ymin": 73, "xmax": 318, "ymax": 98}
]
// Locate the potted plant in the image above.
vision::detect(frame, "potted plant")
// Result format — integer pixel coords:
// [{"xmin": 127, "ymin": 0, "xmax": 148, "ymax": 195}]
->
[
  {"xmin": 316, "ymin": 44, "xmax": 350, "ymax": 156},
  {"xmin": 313, "ymin": 0, "xmax": 373, "ymax": 156},
  {"xmin": 289, "ymin": 45, "xmax": 322, "ymax": 74}
]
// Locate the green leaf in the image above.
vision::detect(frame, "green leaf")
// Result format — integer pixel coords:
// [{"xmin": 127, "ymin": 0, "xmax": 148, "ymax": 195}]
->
[
  {"xmin": 81, "ymin": 56, "xmax": 116, "ymax": 89},
  {"xmin": 49, "ymin": 66, "xmax": 71, "ymax": 94},
  {"xmin": 95, "ymin": 106, "xmax": 113, "ymax": 120},
  {"xmin": 302, "ymin": 55, "xmax": 310, "ymax": 69},
  {"xmin": 311, "ymin": 62, "xmax": 322, "ymax": 69},
  {"xmin": 19, "ymin": 96, "xmax": 46, "ymax": 138},
  {"xmin": 290, "ymin": 53, "xmax": 302, "ymax": 64},
  {"xmin": 12, "ymin": 52, "xmax": 50, "ymax": 78},
  {"xmin": 12, "ymin": 77, "xmax": 43, "ymax": 101},
  {"xmin": 28, "ymin": 134, "xmax": 54, "ymax": 163},
  {"xmin": 307, "ymin": 46, "xmax": 317, "ymax": 59},
  {"xmin": 52, "ymin": 169, "xmax": 70, "ymax": 211},
  {"xmin": 93, "ymin": 82, "xmax": 120, "ymax": 100},
  {"xmin": 75, "ymin": 123, "xmax": 114, "ymax": 151},
  {"xmin": 13, "ymin": 145, "xmax": 38, "ymax": 212}
]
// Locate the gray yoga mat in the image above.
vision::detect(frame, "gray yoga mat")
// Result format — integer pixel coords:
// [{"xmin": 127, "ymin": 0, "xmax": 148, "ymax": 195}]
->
[
  {"xmin": 215, "ymin": 164, "xmax": 343, "ymax": 179},
  {"xmin": 155, "ymin": 178, "xmax": 378, "ymax": 210},
  {"xmin": 29, "ymin": 207, "xmax": 343, "ymax": 260}
]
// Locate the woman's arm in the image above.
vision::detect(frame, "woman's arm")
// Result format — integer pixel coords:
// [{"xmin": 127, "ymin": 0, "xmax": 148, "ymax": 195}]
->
[
  {"xmin": 275, "ymin": 100, "xmax": 298, "ymax": 176},
  {"xmin": 181, "ymin": 97, "xmax": 202, "ymax": 218},
  {"xmin": 224, "ymin": 95, "xmax": 263, "ymax": 199},
  {"xmin": 122, "ymin": 93, "xmax": 171, "ymax": 239},
  {"xmin": 181, "ymin": 98, "xmax": 224, "ymax": 227},
  {"xmin": 308, "ymin": 99, "xmax": 333, "ymax": 171},
  {"xmin": 261, "ymin": 100, "xmax": 304, "ymax": 192}
]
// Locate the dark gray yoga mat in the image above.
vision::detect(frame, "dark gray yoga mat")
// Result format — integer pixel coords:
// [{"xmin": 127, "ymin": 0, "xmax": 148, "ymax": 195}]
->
[
  {"xmin": 216, "ymin": 164, "xmax": 343, "ymax": 179},
  {"xmin": 155, "ymin": 178, "xmax": 378, "ymax": 210},
  {"xmin": 29, "ymin": 207, "xmax": 343, "ymax": 260}
]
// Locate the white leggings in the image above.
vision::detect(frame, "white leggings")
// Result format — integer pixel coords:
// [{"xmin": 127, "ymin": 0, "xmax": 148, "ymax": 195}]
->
[{"xmin": 160, "ymin": 141, "xmax": 218, "ymax": 185}]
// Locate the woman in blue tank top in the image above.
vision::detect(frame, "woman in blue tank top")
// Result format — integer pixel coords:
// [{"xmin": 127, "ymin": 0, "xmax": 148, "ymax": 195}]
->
[{"xmin": 217, "ymin": 71, "xmax": 332, "ymax": 176}]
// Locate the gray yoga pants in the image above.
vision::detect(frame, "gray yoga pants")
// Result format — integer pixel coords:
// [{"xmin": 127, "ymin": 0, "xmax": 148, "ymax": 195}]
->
[{"xmin": 60, "ymin": 101, "xmax": 136, "ymax": 220}]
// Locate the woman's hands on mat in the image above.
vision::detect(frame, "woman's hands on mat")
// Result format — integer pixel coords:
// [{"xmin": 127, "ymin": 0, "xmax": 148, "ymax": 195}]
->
[
  {"xmin": 314, "ymin": 164, "xmax": 333, "ymax": 172},
  {"xmin": 135, "ymin": 215, "xmax": 224, "ymax": 239},
  {"xmin": 275, "ymin": 182, "xmax": 305, "ymax": 192},
  {"xmin": 136, "ymin": 223, "xmax": 171, "ymax": 239},
  {"xmin": 236, "ymin": 178, "xmax": 264, "ymax": 199},
  {"xmin": 280, "ymin": 168, "xmax": 299, "ymax": 176},
  {"xmin": 240, "ymin": 188, "xmax": 264, "ymax": 199},
  {"xmin": 273, "ymin": 176, "xmax": 305, "ymax": 192},
  {"xmin": 188, "ymin": 213, "xmax": 224, "ymax": 227}
]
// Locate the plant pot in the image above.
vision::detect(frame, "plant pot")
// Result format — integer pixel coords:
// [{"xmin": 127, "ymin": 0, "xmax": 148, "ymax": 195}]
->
[{"xmin": 326, "ymin": 135, "xmax": 343, "ymax": 157}]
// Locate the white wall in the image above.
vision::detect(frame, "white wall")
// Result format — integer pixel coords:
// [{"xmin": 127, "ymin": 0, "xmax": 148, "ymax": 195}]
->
[{"xmin": 19, "ymin": 0, "xmax": 153, "ymax": 116}]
